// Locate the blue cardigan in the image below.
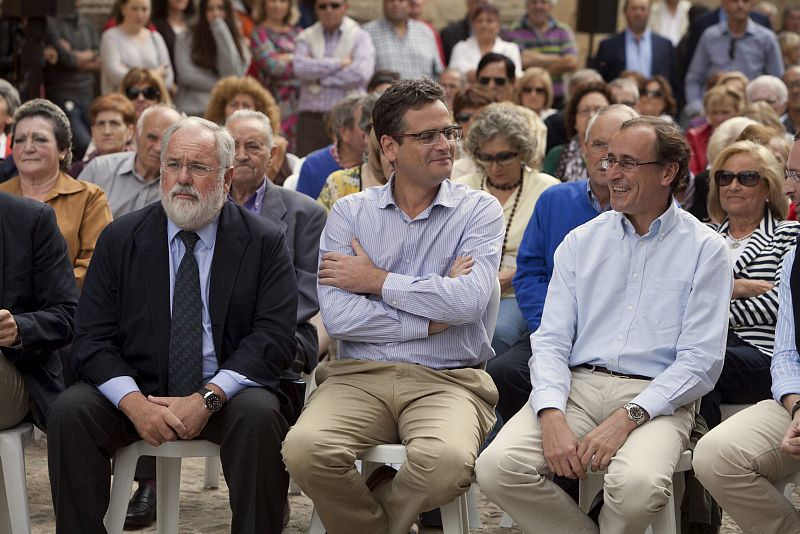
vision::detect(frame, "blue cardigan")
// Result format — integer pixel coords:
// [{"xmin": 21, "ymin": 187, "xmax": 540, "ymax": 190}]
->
[
  {"xmin": 296, "ymin": 144, "xmax": 340, "ymax": 200},
  {"xmin": 513, "ymin": 180, "xmax": 602, "ymax": 333}
]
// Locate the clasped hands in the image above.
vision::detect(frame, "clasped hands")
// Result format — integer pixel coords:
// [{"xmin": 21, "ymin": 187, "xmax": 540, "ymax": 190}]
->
[
  {"xmin": 119, "ymin": 390, "xmax": 217, "ymax": 447},
  {"xmin": 540, "ymin": 407, "xmax": 637, "ymax": 480}
]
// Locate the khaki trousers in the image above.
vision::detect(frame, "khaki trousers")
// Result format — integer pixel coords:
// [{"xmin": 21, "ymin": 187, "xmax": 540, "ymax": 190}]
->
[
  {"xmin": 693, "ymin": 399, "xmax": 800, "ymax": 534},
  {"xmin": 0, "ymin": 352, "xmax": 28, "ymax": 429},
  {"xmin": 476, "ymin": 368, "xmax": 695, "ymax": 534},
  {"xmin": 282, "ymin": 359, "xmax": 497, "ymax": 534}
]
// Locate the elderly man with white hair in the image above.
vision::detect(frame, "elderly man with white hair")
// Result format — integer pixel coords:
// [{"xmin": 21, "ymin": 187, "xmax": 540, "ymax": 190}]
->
[{"xmin": 746, "ymin": 74, "xmax": 789, "ymax": 120}]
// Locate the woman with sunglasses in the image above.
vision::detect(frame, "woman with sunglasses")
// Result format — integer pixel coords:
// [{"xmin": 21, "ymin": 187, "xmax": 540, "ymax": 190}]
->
[
  {"xmin": 456, "ymin": 103, "xmax": 558, "ymax": 355},
  {"xmin": 474, "ymin": 52, "xmax": 517, "ymax": 102},
  {"xmin": 120, "ymin": 67, "xmax": 173, "ymax": 119},
  {"xmin": 636, "ymin": 75, "xmax": 676, "ymax": 121},
  {"xmin": 101, "ymin": 0, "xmax": 174, "ymax": 95},
  {"xmin": 448, "ymin": 4, "xmax": 521, "ymax": 81},
  {"xmin": 513, "ymin": 67, "xmax": 555, "ymax": 120},
  {"xmin": 174, "ymin": 0, "xmax": 250, "ymax": 117},
  {"xmin": 699, "ymin": 140, "xmax": 800, "ymax": 430},
  {"xmin": 542, "ymin": 81, "xmax": 611, "ymax": 182}
]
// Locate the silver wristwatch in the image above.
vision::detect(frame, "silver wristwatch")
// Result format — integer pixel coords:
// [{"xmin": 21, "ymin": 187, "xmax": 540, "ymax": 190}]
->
[{"xmin": 623, "ymin": 402, "xmax": 648, "ymax": 426}]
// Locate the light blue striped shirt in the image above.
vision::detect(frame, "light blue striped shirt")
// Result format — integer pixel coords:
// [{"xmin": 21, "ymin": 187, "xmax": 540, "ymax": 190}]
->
[
  {"xmin": 771, "ymin": 246, "xmax": 800, "ymax": 401},
  {"xmin": 624, "ymin": 29, "xmax": 653, "ymax": 79},
  {"xmin": 318, "ymin": 178, "xmax": 504, "ymax": 369},
  {"xmin": 529, "ymin": 201, "xmax": 732, "ymax": 419}
]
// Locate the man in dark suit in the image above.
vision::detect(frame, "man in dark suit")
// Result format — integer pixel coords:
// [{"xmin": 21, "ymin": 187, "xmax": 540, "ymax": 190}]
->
[
  {"xmin": 47, "ymin": 117, "xmax": 299, "ymax": 534},
  {"xmin": 591, "ymin": 0, "xmax": 679, "ymax": 93},
  {"xmin": 0, "ymin": 193, "xmax": 77, "ymax": 431},
  {"xmin": 226, "ymin": 108, "xmax": 326, "ymax": 373}
]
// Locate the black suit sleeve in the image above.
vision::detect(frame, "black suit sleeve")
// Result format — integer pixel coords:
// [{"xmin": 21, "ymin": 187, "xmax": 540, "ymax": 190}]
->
[
  {"xmin": 293, "ymin": 203, "xmax": 326, "ymax": 370},
  {"xmin": 5, "ymin": 203, "xmax": 78, "ymax": 364}
]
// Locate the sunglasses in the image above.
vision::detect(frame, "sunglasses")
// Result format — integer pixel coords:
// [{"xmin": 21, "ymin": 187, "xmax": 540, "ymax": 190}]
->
[
  {"xmin": 522, "ymin": 86, "xmax": 546, "ymax": 95},
  {"xmin": 478, "ymin": 76, "xmax": 508, "ymax": 87},
  {"xmin": 454, "ymin": 112, "xmax": 473, "ymax": 123},
  {"xmin": 643, "ymin": 89, "xmax": 663, "ymax": 98},
  {"xmin": 316, "ymin": 2, "xmax": 342, "ymax": 10},
  {"xmin": 714, "ymin": 170, "xmax": 762, "ymax": 187},
  {"xmin": 126, "ymin": 87, "xmax": 161, "ymax": 100},
  {"xmin": 475, "ymin": 151, "xmax": 519, "ymax": 165}
]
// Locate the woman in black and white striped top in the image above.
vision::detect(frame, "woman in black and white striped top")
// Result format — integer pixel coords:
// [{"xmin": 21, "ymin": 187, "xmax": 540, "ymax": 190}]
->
[{"xmin": 700, "ymin": 140, "xmax": 800, "ymax": 429}]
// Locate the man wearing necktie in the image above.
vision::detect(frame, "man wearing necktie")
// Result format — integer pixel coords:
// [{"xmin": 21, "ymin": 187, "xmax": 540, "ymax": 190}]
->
[{"xmin": 47, "ymin": 117, "xmax": 299, "ymax": 533}]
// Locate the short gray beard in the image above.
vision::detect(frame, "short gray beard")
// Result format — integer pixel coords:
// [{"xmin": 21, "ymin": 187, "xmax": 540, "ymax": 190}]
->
[{"xmin": 161, "ymin": 178, "xmax": 226, "ymax": 230}]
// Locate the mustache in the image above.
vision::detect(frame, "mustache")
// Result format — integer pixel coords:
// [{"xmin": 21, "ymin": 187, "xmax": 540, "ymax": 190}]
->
[{"xmin": 169, "ymin": 184, "xmax": 200, "ymax": 200}]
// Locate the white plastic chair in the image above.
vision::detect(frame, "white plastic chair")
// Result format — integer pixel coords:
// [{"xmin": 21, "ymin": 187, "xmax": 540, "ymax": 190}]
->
[
  {"xmin": 105, "ymin": 440, "xmax": 221, "ymax": 534},
  {"xmin": 501, "ymin": 449, "xmax": 693, "ymax": 534},
  {"xmin": 0, "ymin": 423, "xmax": 34, "ymax": 534},
  {"xmin": 307, "ymin": 279, "xmax": 501, "ymax": 533}
]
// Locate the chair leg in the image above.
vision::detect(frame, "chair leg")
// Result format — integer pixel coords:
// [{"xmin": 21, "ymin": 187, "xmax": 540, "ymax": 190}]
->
[
  {"xmin": 156, "ymin": 457, "xmax": 182, "ymax": 534},
  {"xmin": 0, "ymin": 432, "xmax": 30, "ymax": 534},
  {"xmin": 203, "ymin": 457, "xmax": 221, "ymax": 489},
  {"xmin": 105, "ymin": 448, "xmax": 140, "ymax": 534},
  {"xmin": 308, "ymin": 507, "xmax": 325, "ymax": 534},
  {"xmin": 288, "ymin": 477, "xmax": 302, "ymax": 495},
  {"xmin": 441, "ymin": 493, "xmax": 468, "ymax": 534},
  {"xmin": 466, "ymin": 485, "xmax": 481, "ymax": 529}
]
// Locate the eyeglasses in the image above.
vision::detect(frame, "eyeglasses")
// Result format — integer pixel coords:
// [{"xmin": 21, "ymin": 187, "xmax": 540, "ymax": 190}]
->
[
  {"xmin": 587, "ymin": 140, "xmax": 609, "ymax": 155},
  {"xmin": 478, "ymin": 76, "xmax": 508, "ymax": 87},
  {"xmin": 786, "ymin": 168, "xmax": 800, "ymax": 182},
  {"xmin": 161, "ymin": 161, "xmax": 218, "ymax": 178},
  {"xmin": 600, "ymin": 156, "xmax": 661, "ymax": 172},
  {"xmin": 126, "ymin": 87, "xmax": 161, "ymax": 100},
  {"xmin": 787, "ymin": 81, "xmax": 800, "ymax": 90},
  {"xmin": 475, "ymin": 150, "xmax": 519, "ymax": 166},
  {"xmin": 577, "ymin": 106, "xmax": 605, "ymax": 117},
  {"xmin": 454, "ymin": 112, "xmax": 473, "ymax": 123},
  {"xmin": 714, "ymin": 170, "xmax": 762, "ymax": 187},
  {"xmin": 395, "ymin": 126, "xmax": 463, "ymax": 145},
  {"xmin": 642, "ymin": 89, "xmax": 664, "ymax": 98},
  {"xmin": 522, "ymin": 86, "xmax": 547, "ymax": 95},
  {"xmin": 316, "ymin": 2, "xmax": 342, "ymax": 10}
]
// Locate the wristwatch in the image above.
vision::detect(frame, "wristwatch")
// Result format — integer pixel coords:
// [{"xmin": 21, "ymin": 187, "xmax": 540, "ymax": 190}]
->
[
  {"xmin": 623, "ymin": 403, "xmax": 649, "ymax": 426},
  {"xmin": 198, "ymin": 387, "xmax": 223, "ymax": 413},
  {"xmin": 791, "ymin": 399, "xmax": 800, "ymax": 420}
]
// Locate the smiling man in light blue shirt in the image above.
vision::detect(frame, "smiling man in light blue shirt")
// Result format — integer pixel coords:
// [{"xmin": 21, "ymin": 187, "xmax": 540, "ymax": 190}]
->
[{"xmin": 477, "ymin": 117, "xmax": 732, "ymax": 533}]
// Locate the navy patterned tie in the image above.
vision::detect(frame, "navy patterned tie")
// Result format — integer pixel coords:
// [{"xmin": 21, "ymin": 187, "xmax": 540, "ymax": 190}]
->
[{"xmin": 168, "ymin": 231, "xmax": 203, "ymax": 396}]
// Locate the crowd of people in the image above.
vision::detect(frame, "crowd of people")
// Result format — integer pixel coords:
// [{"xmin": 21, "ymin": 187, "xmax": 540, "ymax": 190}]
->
[{"xmin": 5, "ymin": 0, "xmax": 800, "ymax": 533}]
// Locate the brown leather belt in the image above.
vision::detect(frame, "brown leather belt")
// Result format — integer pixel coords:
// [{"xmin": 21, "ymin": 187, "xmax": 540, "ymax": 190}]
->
[{"xmin": 576, "ymin": 364, "xmax": 651, "ymax": 381}]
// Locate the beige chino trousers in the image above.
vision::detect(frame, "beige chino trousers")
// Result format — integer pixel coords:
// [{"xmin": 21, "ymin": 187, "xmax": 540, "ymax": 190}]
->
[
  {"xmin": 693, "ymin": 399, "xmax": 800, "ymax": 534},
  {"xmin": 476, "ymin": 368, "xmax": 695, "ymax": 534},
  {"xmin": 282, "ymin": 359, "xmax": 497, "ymax": 534}
]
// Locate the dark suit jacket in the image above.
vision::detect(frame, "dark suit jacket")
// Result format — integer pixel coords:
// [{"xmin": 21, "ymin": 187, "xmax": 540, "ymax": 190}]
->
[
  {"xmin": 441, "ymin": 17, "xmax": 471, "ymax": 66},
  {"xmin": 258, "ymin": 180, "xmax": 326, "ymax": 371},
  {"xmin": 591, "ymin": 31, "xmax": 679, "ymax": 93},
  {"xmin": 74, "ymin": 201, "xmax": 298, "ymax": 398},
  {"xmin": 0, "ymin": 193, "xmax": 78, "ymax": 429}
]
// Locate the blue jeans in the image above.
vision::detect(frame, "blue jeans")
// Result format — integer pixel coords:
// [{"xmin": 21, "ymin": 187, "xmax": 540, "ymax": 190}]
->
[{"xmin": 491, "ymin": 296, "xmax": 528, "ymax": 356}]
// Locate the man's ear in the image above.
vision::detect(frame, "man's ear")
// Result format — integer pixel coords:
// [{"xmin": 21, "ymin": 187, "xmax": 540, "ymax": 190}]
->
[
  {"xmin": 380, "ymin": 134, "xmax": 399, "ymax": 164},
  {"xmin": 660, "ymin": 161, "xmax": 679, "ymax": 188}
]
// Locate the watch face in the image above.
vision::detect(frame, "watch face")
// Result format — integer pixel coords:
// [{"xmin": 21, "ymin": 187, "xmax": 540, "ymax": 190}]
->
[
  {"xmin": 205, "ymin": 393, "xmax": 223, "ymax": 412},
  {"xmin": 626, "ymin": 404, "xmax": 645, "ymax": 422}
]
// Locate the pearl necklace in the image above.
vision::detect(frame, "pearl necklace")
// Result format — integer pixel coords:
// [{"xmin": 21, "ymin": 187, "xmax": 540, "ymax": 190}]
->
[{"xmin": 728, "ymin": 230, "xmax": 755, "ymax": 249}]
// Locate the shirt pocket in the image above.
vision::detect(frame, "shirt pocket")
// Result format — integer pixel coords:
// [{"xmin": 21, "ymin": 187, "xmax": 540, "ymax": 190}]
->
[{"xmin": 640, "ymin": 278, "xmax": 692, "ymax": 331}]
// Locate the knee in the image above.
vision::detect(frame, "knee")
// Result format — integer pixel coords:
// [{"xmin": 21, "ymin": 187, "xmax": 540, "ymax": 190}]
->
[
  {"xmin": 48, "ymin": 384, "xmax": 97, "ymax": 432},
  {"xmin": 604, "ymin": 470, "xmax": 673, "ymax": 520},
  {"xmin": 693, "ymin": 429, "xmax": 737, "ymax": 486},
  {"xmin": 475, "ymin": 441, "xmax": 542, "ymax": 501},
  {"xmin": 282, "ymin": 424, "xmax": 355, "ymax": 484},
  {"xmin": 406, "ymin": 441, "xmax": 474, "ymax": 500}
]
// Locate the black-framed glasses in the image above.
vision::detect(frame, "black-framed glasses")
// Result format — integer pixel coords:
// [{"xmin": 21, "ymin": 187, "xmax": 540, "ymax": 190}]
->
[
  {"xmin": 454, "ymin": 112, "xmax": 473, "ymax": 123},
  {"xmin": 478, "ymin": 76, "xmax": 508, "ymax": 87},
  {"xmin": 786, "ymin": 168, "xmax": 800, "ymax": 182},
  {"xmin": 475, "ymin": 150, "xmax": 519, "ymax": 166},
  {"xmin": 316, "ymin": 2, "xmax": 342, "ymax": 10},
  {"xmin": 642, "ymin": 89, "xmax": 664, "ymax": 98},
  {"xmin": 126, "ymin": 87, "xmax": 161, "ymax": 100},
  {"xmin": 600, "ymin": 156, "xmax": 661, "ymax": 172},
  {"xmin": 395, "ymin": 126, "xmax": 462, "ymax": 145},
  {"xmin": 161, "ymin": 161, "xmax": 219, "ymax": 178},
  {"xmin": 715, "ymin": 170, "xmax": 762, "ymax": 187},
  {"xmin": 522, "ymin": 86, "xmax": 547, "ymax": 95}
]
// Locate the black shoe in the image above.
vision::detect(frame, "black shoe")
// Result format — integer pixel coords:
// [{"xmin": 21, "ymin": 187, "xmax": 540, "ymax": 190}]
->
[{"xmin": 124, "ymin": 485, "xmax": 157, "ymax": 530}]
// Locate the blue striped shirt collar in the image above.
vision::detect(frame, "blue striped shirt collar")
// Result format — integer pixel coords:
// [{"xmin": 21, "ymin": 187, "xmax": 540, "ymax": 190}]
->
[
  {"xmin": 611, "ymin": 197, "xmax": 680, "ymax": 240},
  {"xmin": 375, "ymin": 175, "xmax": 460, "ymax": 213}
]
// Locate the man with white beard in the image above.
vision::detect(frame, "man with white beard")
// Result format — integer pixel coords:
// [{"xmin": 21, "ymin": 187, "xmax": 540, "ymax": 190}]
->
[{"xmin": 47, "ymin": 117, "xmax": 299, "ymax": 533}]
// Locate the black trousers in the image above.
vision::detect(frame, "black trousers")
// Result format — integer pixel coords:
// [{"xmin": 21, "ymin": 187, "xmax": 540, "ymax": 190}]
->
[
  {"xmin": 487, "ymin": 335, "xmax": 533, "ymax": 426},
  {"xmin": 48, "ymin": 382, "xmax": 289, "ymax": 534},
  {"xmin": 699, "ymin": 331, "xmax": 773, "ymax": 430}
]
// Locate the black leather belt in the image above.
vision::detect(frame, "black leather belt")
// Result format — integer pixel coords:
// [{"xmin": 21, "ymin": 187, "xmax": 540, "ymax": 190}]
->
[{"xmin": 577, "ymin": 364, "xmax": 651, "ymax": 381}]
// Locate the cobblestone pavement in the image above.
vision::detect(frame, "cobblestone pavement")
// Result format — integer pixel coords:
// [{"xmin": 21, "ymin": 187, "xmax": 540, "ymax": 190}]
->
[{"xmin": 25, "ymin": 436, "xmax": 786, "ymax": 533}]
